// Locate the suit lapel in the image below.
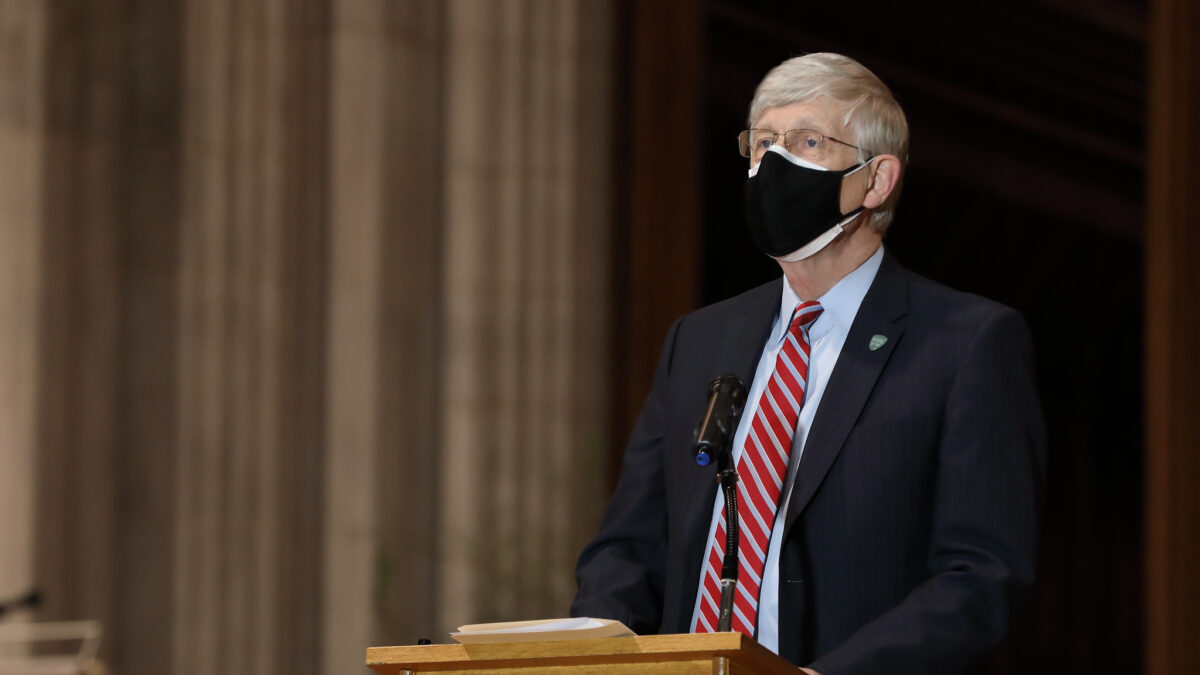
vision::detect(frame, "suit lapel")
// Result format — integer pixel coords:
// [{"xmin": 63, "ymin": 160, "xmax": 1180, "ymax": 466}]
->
[
  {"xmin": 673, "ymin": 281, "xmax": 779, "ymax": 631},
  {"xmin": 679, "ymin": 281, "xmax": 779, "ymax": 530},
  {"xmin": 783, "ymin": 251, "xmax": 911, "ymax": 538}
]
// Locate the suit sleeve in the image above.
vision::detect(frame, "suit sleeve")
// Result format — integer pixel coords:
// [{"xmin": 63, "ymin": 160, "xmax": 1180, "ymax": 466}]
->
[
  {"xmin": 569, "ymin": 317, "xmax": 682, "ymax": 634},
  {"xmin": 811, "ymin": 306, "xmax": 1047, "ymax": 675}
]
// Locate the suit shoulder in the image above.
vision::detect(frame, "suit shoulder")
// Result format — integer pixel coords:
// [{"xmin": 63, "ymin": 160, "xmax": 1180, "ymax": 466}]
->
[
  {"xmin": 899, "ymin": 268, "xmax": 1031, "ymax": 346},
  {"xmin": 657, "ymin": 280, "xmax": 778, "ymax": 378},
  {"xmin": 905, "ymin": 269, "xmax": 1023, "ymax": 322},
  {"xmin": 681, "ymin": 279, "xmax": 779, "ymax": 328}
]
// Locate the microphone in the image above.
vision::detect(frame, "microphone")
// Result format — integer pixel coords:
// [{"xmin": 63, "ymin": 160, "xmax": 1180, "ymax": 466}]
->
[
  {"xmin": 693, "ymin": 375, "xmax": 747, "ymax": 466},
  {"xmin": 693, "ymin": 375, "xmax": 748, "ymax": 632}
]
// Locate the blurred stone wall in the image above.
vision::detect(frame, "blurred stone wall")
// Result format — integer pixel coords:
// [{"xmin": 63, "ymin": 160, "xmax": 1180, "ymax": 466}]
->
[{"xmin": 0, "ymin": 1, "xmax": 613, "ymax": 673}]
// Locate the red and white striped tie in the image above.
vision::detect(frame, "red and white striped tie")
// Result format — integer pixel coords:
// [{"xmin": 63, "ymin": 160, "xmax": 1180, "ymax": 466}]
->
[{"xmin": 694, "ymin": 300, "xmax": 823, "ymax": 636}]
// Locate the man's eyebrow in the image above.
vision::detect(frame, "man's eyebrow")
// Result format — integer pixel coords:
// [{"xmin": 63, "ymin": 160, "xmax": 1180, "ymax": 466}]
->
[{"xmin": 759, "ymin": 119, "xmax": 827, "ymax": 133}]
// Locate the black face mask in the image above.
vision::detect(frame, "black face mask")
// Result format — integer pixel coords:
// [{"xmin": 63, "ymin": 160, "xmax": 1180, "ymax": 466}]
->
[{"xmin": 745, "ymin": 148, "xmax": 868, "ymax": 259}]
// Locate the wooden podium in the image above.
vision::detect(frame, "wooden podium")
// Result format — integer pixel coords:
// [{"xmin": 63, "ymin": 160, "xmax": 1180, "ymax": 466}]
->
[{"xmin": 366, "ymin": 632, "xmax": 800, "ymax": 674}]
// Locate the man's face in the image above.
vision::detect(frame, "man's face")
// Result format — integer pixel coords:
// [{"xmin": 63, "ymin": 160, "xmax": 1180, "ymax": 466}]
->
[
  {"xmin": 752, "ymin": 100, "xmax": 873, "ymax": 215},
  {"xmin": 751, "ymin": 100, "xmax": 861, "ymax": 170}
]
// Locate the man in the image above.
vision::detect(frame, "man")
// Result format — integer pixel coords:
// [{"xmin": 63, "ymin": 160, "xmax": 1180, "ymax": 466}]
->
[{"xmin": 571, "ymin": 53, "xmax": 1045, "ymax": 674}]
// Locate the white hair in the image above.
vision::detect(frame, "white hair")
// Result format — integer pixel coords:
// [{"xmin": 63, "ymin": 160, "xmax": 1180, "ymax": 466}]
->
[{"xmin": 748, "ymin": 53, "xmax": 910, "ymax": 233}]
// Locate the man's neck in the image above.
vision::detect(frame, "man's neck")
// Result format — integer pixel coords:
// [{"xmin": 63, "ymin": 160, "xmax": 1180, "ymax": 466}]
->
[{"xmin": 778, "ymin": 218, "xmax": 882, "ymax": 301}]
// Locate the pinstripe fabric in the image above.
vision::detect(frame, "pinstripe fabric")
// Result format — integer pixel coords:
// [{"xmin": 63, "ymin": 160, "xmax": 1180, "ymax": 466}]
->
[{"xmin": 695, "ymin": 301, "xmax": 823, "ymax": 636}]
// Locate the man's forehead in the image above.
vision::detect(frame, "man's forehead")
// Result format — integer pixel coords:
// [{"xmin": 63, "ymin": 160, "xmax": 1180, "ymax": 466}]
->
[{"xmin": 755, "ymin": 100, "xmax": 845, "ymax": 133}]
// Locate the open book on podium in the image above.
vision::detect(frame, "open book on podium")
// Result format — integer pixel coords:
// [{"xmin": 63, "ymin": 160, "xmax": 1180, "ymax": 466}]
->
[{"xmin": 366, "ymin": 618, "xmax": 801, "ymax": 674}]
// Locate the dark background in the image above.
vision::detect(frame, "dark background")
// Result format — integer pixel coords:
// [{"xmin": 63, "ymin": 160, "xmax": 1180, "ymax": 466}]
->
[{"xmin": 613, "ymin": 1, "xmax": 1146, "ymax": 672}]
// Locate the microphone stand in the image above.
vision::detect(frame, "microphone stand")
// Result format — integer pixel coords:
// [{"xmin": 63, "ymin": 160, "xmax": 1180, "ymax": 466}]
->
[
  {"xmin": 715, "ymin": 447, "xmax": 739, "ymax": 632},
  {"xmin": 692, "ymin": 374, "xmax": 746, "ymax": 633}
]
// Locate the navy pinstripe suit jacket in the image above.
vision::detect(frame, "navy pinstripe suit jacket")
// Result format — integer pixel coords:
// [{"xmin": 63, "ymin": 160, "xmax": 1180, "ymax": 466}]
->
[{"xmin": 571, "ymin": 250, "xmax": 1046, "ymax": 675}]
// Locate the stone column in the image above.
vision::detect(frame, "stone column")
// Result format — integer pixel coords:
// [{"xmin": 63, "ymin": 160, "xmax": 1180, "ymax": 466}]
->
[
  {"xmin": 10, "ymin": 3, "xmax": 615, "ymax": 674},
  {"xmin": 437, "ymin": 0, "xmax": 612, "ymax": 628},
  {"xmin": 0, "ymin": 0, "xmax": 45, "ymax": 617},
  {"xmin": 31, "ymin": 5, "xmax": 179, "ymax": 674},
  {"xmin": 324, "ymin": 1, "xmax": 403, "ymax": 670},
  {"xmin": 323, "ymin": 2, "xmax": 614, "ymax": 668},
  {"xmin": 173, "ymin": 1, "xmax": 329, "ymax": 674},
  {"xmin": 324, "ymin": 1, "xmax": 450, "ymax": 669}
]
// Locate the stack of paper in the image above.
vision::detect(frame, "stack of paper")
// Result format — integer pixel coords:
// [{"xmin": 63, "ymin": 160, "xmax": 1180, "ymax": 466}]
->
[{"xmin": 450, "ymin": 617, "xmax": 634, "ymax": 644}]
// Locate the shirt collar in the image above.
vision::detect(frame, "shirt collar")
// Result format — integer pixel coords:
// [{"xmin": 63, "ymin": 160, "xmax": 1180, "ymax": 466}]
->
[{"xmin": 772, "ymin": 245, "xmax": 884, "ymax": 344}]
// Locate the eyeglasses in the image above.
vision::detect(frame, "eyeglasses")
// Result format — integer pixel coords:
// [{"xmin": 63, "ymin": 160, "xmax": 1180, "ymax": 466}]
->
[{"xmin": 737, "ymin": 128, "xmax": 870, "ymax": 164}]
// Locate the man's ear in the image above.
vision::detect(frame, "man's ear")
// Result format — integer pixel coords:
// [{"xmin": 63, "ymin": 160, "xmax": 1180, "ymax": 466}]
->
[{"xmin": 862, "ymin": 154, "xmax": 901, "ymax": 209}]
